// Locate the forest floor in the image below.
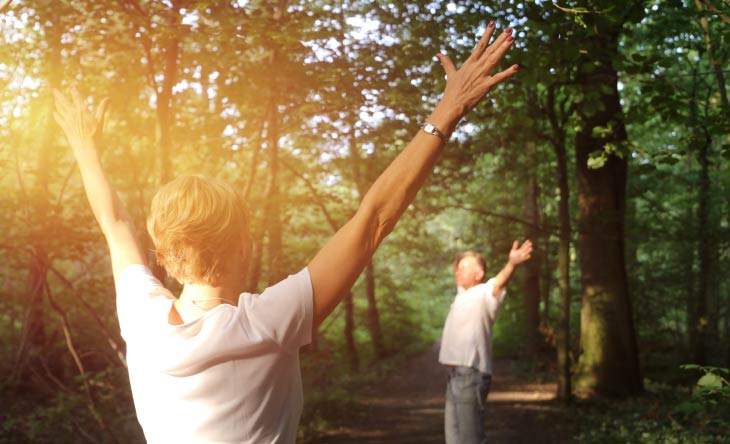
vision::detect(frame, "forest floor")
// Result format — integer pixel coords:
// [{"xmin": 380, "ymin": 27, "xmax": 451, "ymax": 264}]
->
[{"xmin": 305, "ymin": 342, "xmax": 576, "ymax": 444}]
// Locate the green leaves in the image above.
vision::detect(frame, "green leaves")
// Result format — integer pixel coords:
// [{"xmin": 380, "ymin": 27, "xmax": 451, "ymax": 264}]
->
[
  {"xmin": 681, "ymin": 364, "xmax": 730, "ymax": 393},
  {"xmin": 697, "ymin": 373, "xmax": 723, "ymax": 389}
]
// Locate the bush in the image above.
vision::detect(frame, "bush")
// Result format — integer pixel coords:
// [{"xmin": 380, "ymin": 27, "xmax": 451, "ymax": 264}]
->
[{"xmin": 575, "ymin": 365, "xmax": 730, "ymax": 444}]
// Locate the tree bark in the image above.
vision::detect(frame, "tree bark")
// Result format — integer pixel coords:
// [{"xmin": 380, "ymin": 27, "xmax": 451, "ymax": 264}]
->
[
  {"xmin": 695, "ymin": 0, "xmax": 724, "ymax": 362},
  {"xmin": 555, "ymin": 131, "xmax": 572, "ymax": 401},
  {"xmin": 365, "ymin": 260, "xmax": 386, "ymax": 359},
  {"xmin": 523, "ymin": 143, "xmax": 541, "ymax": 355},
  {"xmin": 156, "ymin": 31, "xmax": 179, "ymax": 187},
  {"xmin": 692, "ymin": 117, "xmax": 712, "ymax": 365},
  {"xmin": 696, "ymin": 0, "xmax": 729, "ymax": 116},
  {"xmin": 247, "ymin": 0, "xmax": 287, "ymax": 290},
  {"xmin": 687, "ymin": 62, "xmax": 713, "ymax": 364},
  {"xmin": 264, "ymin": 87, "xmax": 283, "ymax": 287},
  {"xmin": 344, "ymin": 290, "xmax": 360, "ymax": 371},
  {"xmin": 10, "ymin": 10, "xmax": 61, "ymax": 384},
  {"xmin": 573, "ymin": 41, "xmax": 642, "ymax": 397},
  {"xmin": 348, "ymin": 115, "xmax": 386, "ymax": 361},
  {"xmin": 545, "ymin": 82, "xmax": 573, "ymax": 401}
]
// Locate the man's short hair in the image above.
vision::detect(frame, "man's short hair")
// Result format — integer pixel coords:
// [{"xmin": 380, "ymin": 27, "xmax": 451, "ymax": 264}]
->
[
  {"xmin": 147, "ymin": 175, "xmax": 251, "ymax": 286},
  {"xmin": 454, "ymin": 250, "xmax": 487, "ymax": 281}
]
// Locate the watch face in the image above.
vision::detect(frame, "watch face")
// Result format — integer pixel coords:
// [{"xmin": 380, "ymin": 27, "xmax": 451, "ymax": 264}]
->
[{"xmin": 424, "ymin": 123, "xmax": 435, "ymax": 133}]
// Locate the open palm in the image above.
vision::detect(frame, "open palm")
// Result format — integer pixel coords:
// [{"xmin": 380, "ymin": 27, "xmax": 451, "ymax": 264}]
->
[
  {"xmin": 508, "ymin": 240, "xmax": 533, "ymax": 266},
  {"xmin": 53, "ymin": 87, "xmax": 109, "ymax": 149}
]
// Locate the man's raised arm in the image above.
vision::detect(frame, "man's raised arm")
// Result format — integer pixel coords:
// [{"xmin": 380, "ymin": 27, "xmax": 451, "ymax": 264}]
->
[
  {"xmin": 492, "ymin": 240, "xmax": 533, "ymax": 297},
  {"xmin": 308, "ymin": 23, "xmax": 519, "ymax": 328},
  {"xmin": 53, "ymin": 88, "xmax": 146, "ymax": 280}
]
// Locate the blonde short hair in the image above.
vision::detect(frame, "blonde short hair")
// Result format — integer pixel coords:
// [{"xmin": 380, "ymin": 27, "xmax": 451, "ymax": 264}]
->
[
  {"xmin": 147, "ymin": 175, "xmax": 250, "ymax": 285},
  {"xmin": 454, "ymin": 250, "xmax": 486, "ymax": 281}
]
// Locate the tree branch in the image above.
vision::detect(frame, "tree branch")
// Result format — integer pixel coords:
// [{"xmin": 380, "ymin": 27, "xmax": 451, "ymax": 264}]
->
[
  {"xmin": 414, "ymin": 203, "xmax": 559, "ymax": 235},
  {"xmin": 552, "ymin": 3, "xmax": 605, "ymax": 14},
  {"xmin": 700, "ymin": 0, "xmax": 730, "ymax": 25},
  {"xmin": 280, "ymin": 157, "xmax": 343, "ymax": 232},
  {"xmin": 47, "ymin": 264, "xmax": 127, "ymax": 367}
]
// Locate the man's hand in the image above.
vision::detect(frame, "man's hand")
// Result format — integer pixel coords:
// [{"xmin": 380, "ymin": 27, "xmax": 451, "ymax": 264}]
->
[
  {"xmin": 492, "ymin": 239, "xmax": 532, "ymax": 297},
  {"xmin": 53, "ymin": 87, "xmax": 109, "ymax": 150},
  {"xmin": 508, "ymin": 240, "xmax": 533, "ymax": 266}
]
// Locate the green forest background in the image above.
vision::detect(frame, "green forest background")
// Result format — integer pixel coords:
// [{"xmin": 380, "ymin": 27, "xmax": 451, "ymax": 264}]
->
[{"xmin": 1, "ymin": 0, "xmax": 728, "ymax": 442}]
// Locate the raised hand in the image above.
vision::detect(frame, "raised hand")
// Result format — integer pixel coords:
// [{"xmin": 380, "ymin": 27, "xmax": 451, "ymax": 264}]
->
[
  {"xmin": 436, "ymin": 22, "xmax": 518, "ymax": 121},
  {"xmin": 53, "ymin": 87, "xmax": 109, "ymax": 150},
  {"xmin": 508, "ymin": 239, "xmax": 533, "ymax": 266}
]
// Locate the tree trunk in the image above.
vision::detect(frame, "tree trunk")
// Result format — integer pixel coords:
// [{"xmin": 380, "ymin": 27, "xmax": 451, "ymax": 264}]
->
[
  {"xmin": 573, "ymin": 47, "xmax": 642, "ymax": 397},
  {"xmin": 344, "ymin": 290, "xmax": 360, "ymax": 371},
  {"xmin": 124, "ymin": 1, "xmax": 182, "ymax": 282},
  {"xmin": 156, "ymin": 27, "xmax": 179, "ymax": 187},
  {"xmin": 695, "ymin": 0, "xmax": 724, "ymax": 363},
  {"xmin": 693, "ymin": 128, "xmax": 712, "ymax": 364},
  {"xmin": 264, "ymin": 90, "xmax": 283, "ymax": 287},
  {"xmin": 11, "ymin": 12, "xmax": 61, "ymax": 384},
  {"xmin": 348, "ymin": 115, "xmax": 386, "ymax": 361},
  {"xmin": 523, "ymin": 143, "xmax": 541, "ymax": 355},
  {"xmin": 696, "ymin": 0, "xmax": 729, "ymax": 116},
  {"xmin": 365, "ymin": 260, "xmax": 386, "ymax": 359},
  {"xmin": 541, "ymin": 236, "xmax": 551, "ymax": 327},
  {"xmin": 247, "ymin": 0, "xmax": 287, "ymax": 290},
  {"xmin": 685, "ymin": 202, "xmax": 696, "ymax": 360},
  {"xmin": 687, "ymin": 62, "xmax": 713, "ymax": 364},
  {"xmin": 555, "ymin": 133, "xmax": 572, "ymax": 401},
  {"xmin": 546, "ymin": 82, "xmax": 573, "ymax": 401},
  {"xmin": 11, "ymin": 250, "xmax": 49, "ymax": 385}
]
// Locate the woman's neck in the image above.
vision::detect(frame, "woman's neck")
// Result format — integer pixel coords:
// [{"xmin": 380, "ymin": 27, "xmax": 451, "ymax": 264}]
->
[{"xmin": 179, "ymin": 282, "xmax": 240, "ymax": 307}]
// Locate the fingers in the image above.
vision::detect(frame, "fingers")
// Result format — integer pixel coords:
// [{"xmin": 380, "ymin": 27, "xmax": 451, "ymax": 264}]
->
[
  {"xmin": 95, "ymin": 97, "xmax": 110, "ymax": 129},
  {"xmin": 482, "ymin": 28, "xmax": 514, "ymax": 69},
  {"xmin": 522, "ymin": 240, "xmax": 534, "ymax": 257},
  {"xmin": 493, "ymin": 31, "xmax": 515, "ymax": 61},
  {"xmin": 52, "ymin": 111, "xmax": 64, "ymax": 128},
  {"xmin": 52, "ymin": 88, "xmax": 71, "ymax": 112},
  {"xmin": 70, "ymin": 86, "xmax": 84, "ymax": 109},
  {"xmin": 482, "ymin": 64, "xmax": 519, "ymax": 90},
  {"xmin": 512, "ymin": 240, "xmax": 519, "ymax": 250},
  {"xmin": 436, "ymin": 53, "xmax": 457, "ymax": 77},
  {"xmin": 467, "ymin": 20, "xmax": 496, "ymax": 63}
]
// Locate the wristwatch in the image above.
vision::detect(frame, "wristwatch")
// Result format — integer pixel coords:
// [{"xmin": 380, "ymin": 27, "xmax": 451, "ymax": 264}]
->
[{"xmin": 420, "ymin": 122, "xmax": 447, "ymax": 141}]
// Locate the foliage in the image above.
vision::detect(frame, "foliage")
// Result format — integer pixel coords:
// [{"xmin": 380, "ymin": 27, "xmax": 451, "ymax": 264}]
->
[{"xmin": 576, "ymin": 367, "xmax": 730, "ymax": 443}]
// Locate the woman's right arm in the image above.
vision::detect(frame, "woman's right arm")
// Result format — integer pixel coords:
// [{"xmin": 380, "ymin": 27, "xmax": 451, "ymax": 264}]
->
[
  {"xmin": 54, "ymin": 88, "xmax": 147, "ymax": 281},
  {"xmin": 308, "ymin": 22, "xmax": 518, "ymax": 328}
]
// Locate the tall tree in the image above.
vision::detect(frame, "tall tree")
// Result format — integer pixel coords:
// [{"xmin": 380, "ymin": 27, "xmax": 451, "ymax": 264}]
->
[
  {"xmin": 570, "ymin": 2, "xmax": 643, "ymax": 396},
  {"xmin": 522, "ymin": 142, "xmax": 542, "ymax": 354}
]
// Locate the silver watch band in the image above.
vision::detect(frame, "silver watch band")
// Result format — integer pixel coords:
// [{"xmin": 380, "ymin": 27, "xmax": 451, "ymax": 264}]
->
[{"xmin": 420, "ymin": 122, "xmax": 447, "ymax": 141}]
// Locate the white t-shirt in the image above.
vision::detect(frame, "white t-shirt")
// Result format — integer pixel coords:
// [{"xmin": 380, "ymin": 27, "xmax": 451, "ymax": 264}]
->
[
  {"xmin": 438, "ymin": 278, "xmax": 506, "ymax": 375},
  {"xmin": 115, "ymin": 264, "xmax": 313, "ymax": 444}
]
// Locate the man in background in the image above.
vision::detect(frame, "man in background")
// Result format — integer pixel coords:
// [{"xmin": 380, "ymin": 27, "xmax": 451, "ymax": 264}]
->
[{"xmin": 439, "ymin": 241, "xmax": 533, "ymax": 444}]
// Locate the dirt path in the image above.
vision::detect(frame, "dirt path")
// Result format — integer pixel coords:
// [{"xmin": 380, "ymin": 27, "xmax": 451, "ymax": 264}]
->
[{"xmin": 306, "ymin": 342, "xmax": 574, "ymax": 444}]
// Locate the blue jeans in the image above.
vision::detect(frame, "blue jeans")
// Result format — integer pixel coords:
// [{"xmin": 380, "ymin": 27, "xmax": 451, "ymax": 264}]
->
[{"xmin": 444, "ymin": 366, "xmax": 492, "ymax": 444}]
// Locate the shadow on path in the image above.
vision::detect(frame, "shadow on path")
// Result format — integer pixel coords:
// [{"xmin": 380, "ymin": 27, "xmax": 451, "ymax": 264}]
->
[{"xmin": 306, "ymin": 342, "xmax": 575, "ymax": 444}]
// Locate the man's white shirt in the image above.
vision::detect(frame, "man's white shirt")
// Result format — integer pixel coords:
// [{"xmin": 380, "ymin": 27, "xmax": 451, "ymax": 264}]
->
[{"xmin": 438, "ymin": 278, "xmax": 506, "ymax": 375}]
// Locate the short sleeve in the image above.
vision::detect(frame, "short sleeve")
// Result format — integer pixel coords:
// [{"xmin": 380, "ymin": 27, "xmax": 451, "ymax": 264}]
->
[
  {"xmin": 240, "ymin": 268, "xmax": 313, "ymax": 350},
  {"xmin": 484, "ymin": 278, "xmax": 507, "ymax": 305},
  {"xmin": 115, "ymin": 264, "xmax": 174, "ymax": 342}
]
